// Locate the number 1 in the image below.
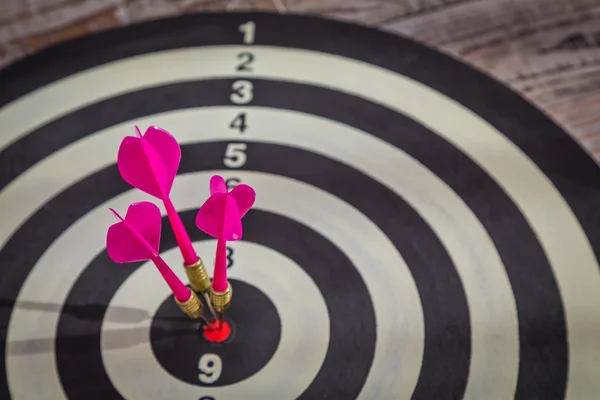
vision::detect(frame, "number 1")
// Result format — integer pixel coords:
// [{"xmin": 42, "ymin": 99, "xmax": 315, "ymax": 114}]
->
[{"xmin": 239, "ymin": 21, "xmax": 255, "ymax": 44}]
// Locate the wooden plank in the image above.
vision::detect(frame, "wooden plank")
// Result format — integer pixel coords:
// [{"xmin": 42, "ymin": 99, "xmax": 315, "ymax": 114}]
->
[{"xmin": 380, "ymin": 0, "xmax": 600, "ymax": 158}]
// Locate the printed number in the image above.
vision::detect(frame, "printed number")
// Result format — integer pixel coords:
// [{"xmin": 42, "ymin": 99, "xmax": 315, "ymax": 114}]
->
[
  {"xmin": 230, "ymin": 80, "xmax": 253, "ymax": 104},
  {"xmin": 226, "ymin": 178, "xmax": 241, "ymax": 190},
  {"xmin": 239, "ymin": 21, "xmax": 255, "ymax": 44},
  {"xmin": 227, "ymin": 247, "xmax": 234, "ymax": 268},
  {"xmin": 230, "ymin": 112, "xmax": 248, "ymax": 133},
  {"xmin": 199, "ymin": 397, "xmax": 215, "ymax": 400},
  {"xmin": 236, "ymin": 52, "xmax": 254, "ymax": 71},
  {"xmin": 198, "ymin": 353, "xmax": 222, "ymax": 384},
  {"xmin": 223, "ymin": 143, "xmax": 247, "ymax": 168}
]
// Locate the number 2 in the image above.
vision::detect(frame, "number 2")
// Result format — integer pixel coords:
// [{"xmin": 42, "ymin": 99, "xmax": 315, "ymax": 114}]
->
[
  {"xmin": 237, "ymin": 52, "xmax": 254, "ymax": 71},
  {"xmin": 239, "ymin": 21, "xmax": 255, "ymax": 44},
  {"xmin": 198, "ymin": 353, "xmax": 222, "ymax": 384},
  {"xmin": 224, "ymin": 143, "xmax": 247, "ymax": 168}
]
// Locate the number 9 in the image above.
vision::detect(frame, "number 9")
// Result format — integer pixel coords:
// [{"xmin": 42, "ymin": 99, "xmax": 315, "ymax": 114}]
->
[{"xmin": 198, "ymin": 353, "xmax": 222, "ymax": 384}]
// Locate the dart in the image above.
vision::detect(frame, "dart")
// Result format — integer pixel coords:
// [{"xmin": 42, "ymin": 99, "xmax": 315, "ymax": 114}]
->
[
  {"xmin": 117, "ymin": 126, "xmax": 212, "ymax": 297},
  {"xmin": 105, "ymin": 201, "xmax": 207, "ymax": 323},
  {"xmin": 196, "ymin": 175, "xmax": 256, "ymax": 317}
]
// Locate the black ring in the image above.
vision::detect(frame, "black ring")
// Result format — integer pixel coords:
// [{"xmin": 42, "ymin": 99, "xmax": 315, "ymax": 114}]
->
[
  {"xmin": 1, "ymin": 76, "xmax": 567, "ymax": 397},
  {"xmin": 43, "ymin": 140, "xmax": 465, "ymax": 398},
  {"xmin": 1, "ymin": 11, "xmax": 595, "ymax": 399},
  {"xmin": 56, "ymin": 207, "xmax": 373, "ymax": 398},
  {"xmin": 151, "ymin": 279, "xmax": 275, "ymax": 385},
  {"xmin": 1, "ymin": 13, "xmax": 597, "ymax": 272}
]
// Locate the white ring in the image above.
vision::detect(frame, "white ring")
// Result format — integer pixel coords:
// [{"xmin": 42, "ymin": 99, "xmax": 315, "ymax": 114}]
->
[
  {"xmin": 4, "ymin": 107, "xmax": 520, "ymax": 399},
  {"xmin": 2, "ymin": 44, "xmax": 598, "ymax": 398},
  {"xmin": 6, "ymin": 171, "xmax": 419, "ymax": 399},
  {"xmin": 102, "ymin": 240, "xmax": 329, "ymax": 399}
]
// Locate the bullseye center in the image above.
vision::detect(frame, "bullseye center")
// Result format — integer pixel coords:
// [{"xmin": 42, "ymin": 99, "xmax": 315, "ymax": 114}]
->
[
  {"xmin": 150, "ymin": 279, "xmax": 281, "ymax": 386},
  {"xmin": 203, "ymin": 319, "xmax": 232, "ymax": 343}
]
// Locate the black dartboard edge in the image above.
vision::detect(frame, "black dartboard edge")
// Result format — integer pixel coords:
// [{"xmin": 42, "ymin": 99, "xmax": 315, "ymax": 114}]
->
[{"xmin": 1, "ymin": 11, "xmax": 600, "ymax": 400}]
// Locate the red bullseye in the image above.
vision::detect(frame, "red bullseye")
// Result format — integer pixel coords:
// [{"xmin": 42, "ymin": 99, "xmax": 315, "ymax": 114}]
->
[{"xmin": 203, "ymin": 320, "xmax": 232, "ymax": 343}]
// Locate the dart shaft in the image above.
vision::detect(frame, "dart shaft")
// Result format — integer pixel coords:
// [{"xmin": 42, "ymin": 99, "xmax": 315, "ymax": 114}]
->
[
  {"xmin": 184, "ymin": 258, "xmax": 211, "ymax": 293},
  {"xmin": 164, "ymin": 197, "xmax": 198, "ymax": 265},
  {"xmin": 175, "ymin": 290, "xmax": 204, "ymax": 320},
  {"xmin": 209, "ymin": 282, "xmax": 232, "ymax": 313},
  {"xmin": 212, "ymin": 238, "xmax": 228, "ymax": 292},
  {"xmin": 203, "ymin": 292, "xmax": 219, "ymax": 321},
  {"xmin": 151, "ymin": 254, "xmax": 190, "ymax": 303}
]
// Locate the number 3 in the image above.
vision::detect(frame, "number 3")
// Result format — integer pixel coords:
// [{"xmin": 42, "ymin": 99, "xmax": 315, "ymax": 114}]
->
[
  {"xmin": 198, "ymin": 353, "xmax": 222, "ymax": 384},
  {"xmin": 224, "ymin": 143, "xmax": 247, "ymax": 168},
  {"xmin": 230, "ymin": 80, "xmax": 253, "ymax": 104}
]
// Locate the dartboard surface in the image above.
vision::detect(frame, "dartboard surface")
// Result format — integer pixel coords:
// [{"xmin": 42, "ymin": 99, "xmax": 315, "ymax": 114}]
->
[{"xmin": 1, "ymin": 11, "xmax": 600, "ymax": 400}]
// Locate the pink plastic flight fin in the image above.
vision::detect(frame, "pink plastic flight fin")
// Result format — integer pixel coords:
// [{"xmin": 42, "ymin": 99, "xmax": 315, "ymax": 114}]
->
[
  {"xmin": 116, "ymin": 126, "xmax": 198, "ymax": 265},
  {"xmin": 117, "ymin": 126, "xmax": 179, "ymax": 199},
  {"xmin": 195, "ymin": 175, "xmax": 256, "ymax": 293},
  {"xmin": 230, "ymin": 184, "xmax": 256, "ymax": 218},
  {"xmin": 195, "ymin": 193, "xmax": 242, "ymax": 241},
  {"xmin": 106, "ymin": 202, "xmax": 161, "ymax": 262},
  {"xmin": 221, "ymin": 195, "xmax": 243, "ymax": 241},
  {"xmin": 210, "ymin": 175, "xmax": 227, "ymax": 195},
  {"xmin": 211, "ymin": 238, "xmax": 227, "ymax": 292},
  {"xmin": 106, "ymin": 202, "xmax": 190, "ymax": 302}
]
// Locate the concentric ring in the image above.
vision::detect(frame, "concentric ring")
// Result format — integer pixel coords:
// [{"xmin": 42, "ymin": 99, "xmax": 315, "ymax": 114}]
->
[
  {"xmin": 55, "ymin": 205, "xmax": 376, "ymax": 399},
  {"xmin": 149, "ymin": 279, "xmax": 278, "ymax": 385},
  {"xmin": 5, "ymin": 104, "xmax": 526, "ymax": 398},
  {"xmin": 1, "ymin": 11, "xmax": 600, "ymax": 400},
  {"xmin": 7, "ymin": 169, "xmax": 419, "ymax": 398},
  {"xmin": 103, "ymin": 240, "xmax": 329, "ymax": 399}
]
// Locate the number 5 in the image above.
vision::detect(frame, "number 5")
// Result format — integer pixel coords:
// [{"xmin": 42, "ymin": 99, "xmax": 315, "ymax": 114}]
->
[
  {"xmin": 198, "ymin": 353, "xmax": 222, "ymax": 384},
  {"xmin": 224, "ymin": 143, "xmax": 247, "ymax": 168}
]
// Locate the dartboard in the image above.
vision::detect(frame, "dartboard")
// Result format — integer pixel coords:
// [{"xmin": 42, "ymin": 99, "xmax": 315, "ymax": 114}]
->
[{"xmin": 2, "ymin": 11, "xmax": 600, "ymax": 400}]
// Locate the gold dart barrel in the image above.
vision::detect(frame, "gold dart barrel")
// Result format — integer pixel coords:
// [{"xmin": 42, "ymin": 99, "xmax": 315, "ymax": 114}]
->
[
  {"xmin": 209, "ymin": 282, "xmax": 232, "ymax": 313},
  {"xmin": 184, "ymin": 258, "xmax": 211, "ymax": 293},
  {"xmin": 175, "ymin": 290, "xmax": 204, "ymax": 320}
]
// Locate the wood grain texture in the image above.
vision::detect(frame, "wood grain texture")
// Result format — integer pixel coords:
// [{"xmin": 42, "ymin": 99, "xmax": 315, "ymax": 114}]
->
[{"xmin": 1, "ymin": 0, "xmax": 600, "ymax": 162}]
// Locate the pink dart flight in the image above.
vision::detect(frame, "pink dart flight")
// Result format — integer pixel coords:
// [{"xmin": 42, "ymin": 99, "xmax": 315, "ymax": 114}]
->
[
  {"xmin": 106, "ymin": 201, "xmax": 191, "ymax": 302},
  {"xmin": 117, "ymin": 126, "xmax": 198, "ymax": 266},
  {"xmin": 196, "ymin": 175, "xmax": 256, "ymax": 292}
]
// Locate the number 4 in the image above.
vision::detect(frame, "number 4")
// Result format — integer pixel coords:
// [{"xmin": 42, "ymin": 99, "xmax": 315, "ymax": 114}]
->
[
  {"xmin": 224, "ymin": 143, "xmax": 247, "ymax": 168},
  {"xmin": 230, "ymin": 113, "xmax": 248, "ymax": 133}
]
